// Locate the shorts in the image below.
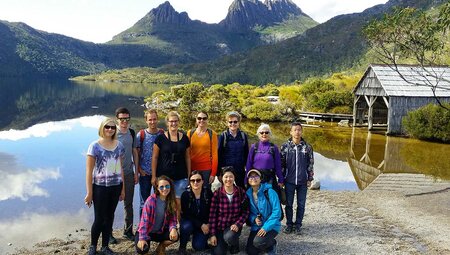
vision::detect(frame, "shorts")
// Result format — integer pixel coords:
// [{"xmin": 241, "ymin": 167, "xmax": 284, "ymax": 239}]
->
[{"xmin": 173, "ymin": 178, "xmax": 188, "ymax": 198}]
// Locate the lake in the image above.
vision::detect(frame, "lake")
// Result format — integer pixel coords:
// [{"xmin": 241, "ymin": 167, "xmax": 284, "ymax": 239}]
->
[{"xmin": 0, "ymin": 78, "xmax": 449, "ymax": 253}]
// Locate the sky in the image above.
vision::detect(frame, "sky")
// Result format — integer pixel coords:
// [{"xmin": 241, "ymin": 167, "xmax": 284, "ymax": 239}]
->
[{"xmin": 0, "ymin": 0, "xmax": 388, "ymax": 43}]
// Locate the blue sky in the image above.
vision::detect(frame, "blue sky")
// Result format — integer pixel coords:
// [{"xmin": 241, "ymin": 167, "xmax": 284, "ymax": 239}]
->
[{"xmin": 0, "ymin": 0, "xmax": 388, "ymax": 43}]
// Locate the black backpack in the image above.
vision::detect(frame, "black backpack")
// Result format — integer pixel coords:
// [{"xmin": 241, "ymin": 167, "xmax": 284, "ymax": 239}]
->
[{"xmin": 263, "ymin": 189, "xmax": 284, "ymax": 221}]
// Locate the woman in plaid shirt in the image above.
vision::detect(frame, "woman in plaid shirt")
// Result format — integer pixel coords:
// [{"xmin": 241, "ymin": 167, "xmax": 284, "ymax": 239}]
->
[
  {"xmin": 209, "ymin": 167, "xmax": 250, "ymax": 255},
  {"xmin": 135, "ymin": 176, "xmax": 178, "ymax": 255}
]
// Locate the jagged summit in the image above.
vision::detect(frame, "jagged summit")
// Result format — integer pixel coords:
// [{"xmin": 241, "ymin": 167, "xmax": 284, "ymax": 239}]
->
[
  {"xmin": 220, "ymin": 0, "xmax": 309, "ymax": 30},
  {"xmin": 140, "ymin": 1, "xmax": 192, "ymax": 25}
]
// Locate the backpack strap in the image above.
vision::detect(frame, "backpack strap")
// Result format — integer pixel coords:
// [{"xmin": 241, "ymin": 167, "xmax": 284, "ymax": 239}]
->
[
  {"xmin": 138, "ymin": 129, "xmax": 145, "ymax": 156},
  {"xmin": 129, "ymin": 128, "xmax": 136, "ymax": 145}
]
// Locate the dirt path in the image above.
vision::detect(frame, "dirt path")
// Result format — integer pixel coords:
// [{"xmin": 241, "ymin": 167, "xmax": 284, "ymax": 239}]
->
[{"xmin": 10, "ymin": 190, "xmax": 450, "ymax": 254}]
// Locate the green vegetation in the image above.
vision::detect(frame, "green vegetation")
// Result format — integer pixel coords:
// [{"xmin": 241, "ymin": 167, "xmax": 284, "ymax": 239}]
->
[
  {"xmin": 402, "ymin": 103, "xmax": 450, "ymax": 142},
  {"xmin": 146, "ymin": 72, "xmax": 359, "ymax": 121},
  {"xmin": 70, "ymin": 67, "xmax": 194, "ymax": 84}
]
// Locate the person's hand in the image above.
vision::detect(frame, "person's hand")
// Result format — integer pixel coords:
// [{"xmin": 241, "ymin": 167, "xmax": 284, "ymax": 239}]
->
[
  {"xmin": 201, "ymin": 224, "xmax": 209, "ymax": 235},
  {"xmin": 84, "ymin": 194, "xmax": 93, "ymax": 208},
  {"xmin": 278, "ymin": 182, "xmax": 284, "ymax": 188},
  {"xmin": 230, "ymin": 224, "xmax": 239, "ymax": 232},
  {"xmin": 209, "ymin": 175, "xmax": 215, "ymax": 184},
  {"xmin": 119, "ymin": 189, "xmax": 125, "ymax": 201},
  {"xmin": 169, "ymin": 228, "xmax": 178, "ymax": 241},
  {"xmin": 307, "ymin": 181, "xmax": 311, "ymax": 188},
  {"xmin": 209, "ymin": 236, "xmax": 217, "ymax": 246},
  {"xmin": 151, "ymin": 176, "xmax": 157, "ymax": 187},
  {"xmin": 134, "ymin": 174, "xmax": 139, "ymax": 184},
  {"xmin": 137, "ymin": 240, "xmax": 147, "ymax": 251},
  {"xmin": 255, "ymin": 217, "xmax": 262, "ymax": 226},
  {"xmin": 257, "ymin": 228, "xmax": 267, "ymax": 237}
]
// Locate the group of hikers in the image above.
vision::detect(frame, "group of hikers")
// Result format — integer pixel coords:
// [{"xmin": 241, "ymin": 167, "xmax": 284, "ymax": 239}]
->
[{"xmin": 84, "ymin": 107, "xmax": 314, "ymax": 255}]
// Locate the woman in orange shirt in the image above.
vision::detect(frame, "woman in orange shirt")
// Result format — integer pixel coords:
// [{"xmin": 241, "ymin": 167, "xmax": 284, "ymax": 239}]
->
[{"xmin": 188, "ymin": 111, "xmax": 218, "ymax": 188}]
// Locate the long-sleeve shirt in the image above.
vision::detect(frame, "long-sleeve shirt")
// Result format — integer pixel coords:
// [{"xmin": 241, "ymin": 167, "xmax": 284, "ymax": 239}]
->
[
  {"xmin": 180, "ymin": 188, "xmax": 213, "ymax": 228},
  {"xmin": 218, "ymin": 129, "xmax": 249, "ymax": 173},
  {"xmin": 137, "ymin": 194, "xmax": 178, "ymax": 241},
  {"xmin": 208, "ymin": 186, "xmax": 249, "ymax": 236},
  {"xmin": 188, "ymin": 129, "xmax": 218, "ymax": 176},
  {"xmin": 280, "ymin": 138, "xmax": 314, "ymax": 185},
  {"xmin": 245, "ymin": 141, "xmax": 284, "ymax": 184}
]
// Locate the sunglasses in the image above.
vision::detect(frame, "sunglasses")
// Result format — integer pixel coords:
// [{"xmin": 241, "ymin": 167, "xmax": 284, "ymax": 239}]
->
[
  {"xmin": 104, "ymin": 125, "xmax": 116, "ymax": 130},
  {"xmin": 158, "ymin": 184, "xmax": 171, "ymax": 191},
  {"xmin": 228, "ymin": 120, "xmax": 238, "ymax": 124},
  {"xmin": 259, "ymin": 131, "xmax": 270, "ymax": 135},
  {"xmin": 118, "ymin": 117, "xmax": 130, "ymax": 122},
  {"xmin": 248, "ymin": 175, "xmax": 260, "ymax": 180},
  {"xmin": 190, "ymin": 178, "xmax": 202, "ymax": 183},
  {"xmin": 197, "ymin": 117, "xmax": 208, "ymax": 121},
  {"xmin": 168, "ymin": 120, "xmax": 179, "ymax": 123}
]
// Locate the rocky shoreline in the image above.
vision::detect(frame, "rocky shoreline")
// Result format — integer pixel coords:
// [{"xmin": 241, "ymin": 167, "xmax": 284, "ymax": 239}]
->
[{"xmin": 10, "ymin": 189, "xmax": 450, "ymax": 255}]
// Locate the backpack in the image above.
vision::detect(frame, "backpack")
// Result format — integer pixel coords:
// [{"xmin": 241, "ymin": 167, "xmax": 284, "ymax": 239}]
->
[
  {"xmin": 138, "ymin": 128, "xmax": 164, "ymax": 156},
  {"xmin": 263, "ymin": 189, "xmax": 284, "ymax": 221},
  {"xmin": 222, "ymin": 130, "xmax": 246, "ymax": 148}
]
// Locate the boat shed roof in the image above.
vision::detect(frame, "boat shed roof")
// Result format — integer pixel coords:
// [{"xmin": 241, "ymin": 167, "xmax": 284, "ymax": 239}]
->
[{"xmin": 355, "ymin": 65, "xmax": 450, "ymax": 97}]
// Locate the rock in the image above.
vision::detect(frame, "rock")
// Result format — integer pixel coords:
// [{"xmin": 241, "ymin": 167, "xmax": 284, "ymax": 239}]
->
[{"xmin": 310, "ymin": 179, "xmax": 320, "ymax": 190}]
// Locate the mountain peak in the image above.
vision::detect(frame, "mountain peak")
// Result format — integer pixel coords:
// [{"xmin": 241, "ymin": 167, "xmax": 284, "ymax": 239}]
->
[
  {"xmin": 220, "ymin": 0, "xmax": 308, "ymax": 30},
  {"xmin": 148, "ymin": 1, "xmax": 191, "ymax": 25}
]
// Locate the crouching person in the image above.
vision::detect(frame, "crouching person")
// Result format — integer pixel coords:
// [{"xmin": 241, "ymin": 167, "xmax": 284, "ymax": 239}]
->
[
  {"xmin": 209, "ymin": 166, "xmax": 249, "ymax": 255},
  {"xmin": 135, "ymin": 176, "xmax": 179, "ymax": 255},
  {"xmin": 246, "ymin": 169, "xmax": 281, "ymax": 255}
]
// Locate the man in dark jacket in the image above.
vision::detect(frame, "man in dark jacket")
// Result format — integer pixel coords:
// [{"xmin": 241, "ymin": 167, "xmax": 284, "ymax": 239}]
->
[{"xmin": 280, "ymin": 122, "xmax": 314, "ymax": 235}]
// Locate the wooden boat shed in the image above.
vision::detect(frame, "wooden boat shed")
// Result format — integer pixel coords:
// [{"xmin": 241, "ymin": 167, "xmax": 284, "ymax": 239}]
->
[{"xmin": 353, "ymin": 65, "xmax": 450, "ymax": 134}]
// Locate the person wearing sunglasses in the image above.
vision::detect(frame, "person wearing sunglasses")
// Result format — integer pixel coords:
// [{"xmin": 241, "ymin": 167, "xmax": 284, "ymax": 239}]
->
[
  {"xmin": 218, "ymin": 111, "xmax": 249, "ymax": 189},
  {"xmin": 85, "ymin": 118, "xmax": 125, "ymax": 255},
  {"xmin": 187, "ymin": 111, "xmax": 218, "ymax": 189},
  {"xmin": 245, "ymin": 169, "xmax": 281, "ymax": 255},
  {"xmin": 152, "ymin": 111, "xmax": 191, "ymax": 220},
  {"xmin": 209, "ymin": 167, "xmax": 249, "ymax": 255},
  {"xmin": 135, "ymin": 175, "xmax": 179, "ymax": 255},
  {"xmin": 245, "ymin": 124, "xmax": 284, "ymax": 188},
  {"xmin": 114, "ymin": 107, "xmax": 139, "ymax": 242},
  {"xmin": 178, "ymin": 171, "xmax": 213, "ymax": 255}
]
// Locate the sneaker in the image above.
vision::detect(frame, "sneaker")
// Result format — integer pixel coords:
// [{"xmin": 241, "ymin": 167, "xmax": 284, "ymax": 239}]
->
[
  {"xmin": 123, "ymin": 231, "xmax": 135, "ymax": 241},
  {"xmin": 230, "ymin": 245, "xmax": 240, "ymax": 254},
  {"xmin": 268, "ymin": 240, "xmax": 278, "ymax": 255},
  {"xmin": 100, "ymin": 246, "xmax": 116, "ymax": 255},
  {"xmin": 87, "ymin": 245, "xmax": 97, "ymax": 255},
  {"xmin": 295, "ymin": 227, "xmax": 302, "ymax": 235},
  {"xmin": 108, "ymin": 234, "xmax": 118, "ymax": 244},
  {"xmin": 283, "ymin": 225, "xmax": 293, "ymax": 234}
]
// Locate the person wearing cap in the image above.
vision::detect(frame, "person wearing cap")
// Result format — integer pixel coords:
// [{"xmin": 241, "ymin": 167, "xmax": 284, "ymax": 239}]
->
[
  {"xmin": 245, "ymin": 169, "xmax": 280, "ymax": 255},
  {"xmin": 280, "ymin": 122, "xmax": 314, "ymax": 235},
  {"xmin": 208, "ymin": 166, "xmax": 249, "ymax": 255}
]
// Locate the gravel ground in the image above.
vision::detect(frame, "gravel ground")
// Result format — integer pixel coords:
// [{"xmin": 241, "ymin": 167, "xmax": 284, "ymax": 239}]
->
[{"xmin": 10, "ymin": 189, "xmax": 450, "ymax": 255}]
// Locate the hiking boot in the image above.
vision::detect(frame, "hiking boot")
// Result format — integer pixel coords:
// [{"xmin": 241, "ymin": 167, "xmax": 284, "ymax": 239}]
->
[
  {"xmin": 123, "ymin": 231, "xmax": 135, "ymax": 241},
  {"xmin": 87, "ymin": 245, "xmax": 97, "ymax": 255},
  {"xmin": 295, "ymin": 227, "xmax": 302, "ymax": 235},
  {"xmin": 100, "ymin": 246, "xmax": 116, "ymax": 255},
  {"xmin": 156, "ymin": 243, "xmax": 166, "ymax": 255},
  {"xmin": 177, "ymin": 247, "xmax": 188, "ymax": 255},
  {"xmin": 108, "ymin": 233, "xmax": 118, "ymax": 244},
  {"xmin": 229, "ymin": 245, "xmax": 240, "ymax": 254},
  {"xmin": 268, "ymin": 240, "xmax": 277, "ymax": 255},
  {"xmin": 283, "ymin": 225, "xmax": 293, "ymax": 234}
]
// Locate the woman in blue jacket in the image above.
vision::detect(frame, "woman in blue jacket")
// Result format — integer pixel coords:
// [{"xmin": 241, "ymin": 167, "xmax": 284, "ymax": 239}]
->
[{"xmin": 245, "ymin": 169, "xmax": 281, "ymax": 255}]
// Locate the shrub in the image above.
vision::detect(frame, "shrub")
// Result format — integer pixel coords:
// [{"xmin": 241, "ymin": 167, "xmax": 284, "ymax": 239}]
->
[
  {"xmin": 241, "ymin": 101, "xmax": 282, "ymax": 121},
  {"xmin": 402, "ymin": 103, "xmax": 450, "ymax": 142}
]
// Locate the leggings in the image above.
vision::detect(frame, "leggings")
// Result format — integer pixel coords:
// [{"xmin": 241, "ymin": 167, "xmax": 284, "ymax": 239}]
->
[{"xmin": 91, "ymin": 184, "xmax": 121, "ymax": 247}]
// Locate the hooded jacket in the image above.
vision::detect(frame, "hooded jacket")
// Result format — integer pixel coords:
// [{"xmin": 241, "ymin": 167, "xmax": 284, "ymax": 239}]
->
[{"xmin": 246, "ymin": 182, "xmax": 281, "ymax": 233}]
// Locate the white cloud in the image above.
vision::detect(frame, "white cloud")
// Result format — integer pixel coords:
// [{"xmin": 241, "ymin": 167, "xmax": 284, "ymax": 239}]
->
[
  {"xmin": 314, "ymin": 153, "xmax": 355, "ymax": 182},
  {"xmin": 0, "ymin": 168, "xmax": 61, "ymax": 201},
  {"xmin": 0, "ymin": 115, "xmax": 104, "ymax": 141}
]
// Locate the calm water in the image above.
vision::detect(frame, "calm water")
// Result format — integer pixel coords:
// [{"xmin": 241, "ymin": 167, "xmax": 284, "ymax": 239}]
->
[{"xmin": 0, "ymin": 78, "xmax": 449, "ymax": 253}]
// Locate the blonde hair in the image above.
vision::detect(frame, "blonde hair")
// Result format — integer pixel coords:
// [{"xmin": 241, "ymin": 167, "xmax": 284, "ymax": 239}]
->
[
  {"xmin": 144, "ymin": 109, "xmax": 158, "ymax": 119},
  {"xmin": 165, "ymin": 111, "xmax": 181, "ymax": 122},
  {"xmin": 98, "ymin": 117, "xmax": 117, "ymax": 139},
  {"xmin": 256, "ymin": 123, "xmax": 272, "ymax": 136}
]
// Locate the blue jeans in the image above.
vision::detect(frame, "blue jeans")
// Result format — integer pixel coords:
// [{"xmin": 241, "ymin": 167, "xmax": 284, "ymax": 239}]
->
[
  {"xmin": 285, "ymin": 182, "xmax": 307, "ymax": 228},
  {"xmin": 139, "ymin": 175, "xmax": 153, "ymax": 217},
  {"xmin": 179, "ymin": 218, "xmax": 209, "ymax": 251}
]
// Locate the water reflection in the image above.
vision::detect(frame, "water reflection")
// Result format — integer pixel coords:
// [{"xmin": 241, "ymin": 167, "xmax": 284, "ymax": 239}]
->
[
  {"xmin": 0, "ymin": 151, "xmax": 61, "ymax": 202},
  {"xmin": 0, "ymin": 209, "xmax": 90, "ymax": 253},
  {"xmin": 348, "ymin": 129, "xmax": 450, "ymax": 190}
]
